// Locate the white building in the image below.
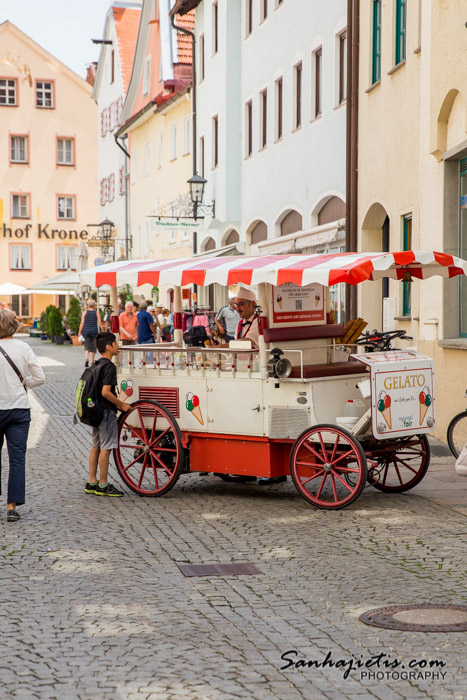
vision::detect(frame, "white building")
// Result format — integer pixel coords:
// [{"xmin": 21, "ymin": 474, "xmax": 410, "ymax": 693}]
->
[
  {"xmin": 172, "ymin": 0, "xmax": 348, "ymax": 317},
  {"xmin": 92, "ymin": 1, "xmax": 142, "ymax": 260}
]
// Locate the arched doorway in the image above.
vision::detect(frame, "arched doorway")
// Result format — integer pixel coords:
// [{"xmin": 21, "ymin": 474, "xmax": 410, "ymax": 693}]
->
[
  {"xmin": 223, "ymin": 229, "xmax": 240, "ymax": 246},
  {"xmin": 279, "ymin": 210, "xmax": 302, "ymax": 236},
  {"xmin": 361, "ymin": 202, "xmax": 390, "ymax": 330}
]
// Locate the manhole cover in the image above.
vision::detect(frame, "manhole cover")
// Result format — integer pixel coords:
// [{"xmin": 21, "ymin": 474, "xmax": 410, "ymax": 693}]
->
[
  {"xmin": 360, "ymin": 604, "xmax": 467, "ymax": 632},
  {"xmin": 178, "ymin": 562, "xmax": 261, "ymax": 577}
]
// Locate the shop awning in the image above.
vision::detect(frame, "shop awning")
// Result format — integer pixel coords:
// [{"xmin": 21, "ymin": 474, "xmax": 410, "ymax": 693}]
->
[
  {"xmin": 0, "ymin": 283, "xmax": 28, "ymax": 295},
  {"xmin": 78, "ymin": 251, "xmax": 467, "ymax": 289}
]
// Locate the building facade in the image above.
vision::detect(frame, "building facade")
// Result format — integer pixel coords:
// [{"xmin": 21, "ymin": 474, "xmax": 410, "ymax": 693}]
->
[
  {"xmin": 93, "ymin": 1, "xmax": 142, "ymax": 262},
  {"xmin": 0, "ymin": 21, "xmax": 98, "ymax": 316},
  {"xmin": 357, "ymin": 0, "xmax": 467, "ymax": 439}
]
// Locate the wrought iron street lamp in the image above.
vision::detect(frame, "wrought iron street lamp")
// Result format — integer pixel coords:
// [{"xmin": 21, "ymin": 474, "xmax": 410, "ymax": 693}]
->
[{"xmin": 187, "ymin": 173, "xmax": 215, "ymax": 221}]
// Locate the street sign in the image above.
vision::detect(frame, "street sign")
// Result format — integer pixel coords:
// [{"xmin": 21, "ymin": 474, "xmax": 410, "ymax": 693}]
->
[{"xmin": 87, "ymin": 238, "xmax": 115, "ymax": 247}]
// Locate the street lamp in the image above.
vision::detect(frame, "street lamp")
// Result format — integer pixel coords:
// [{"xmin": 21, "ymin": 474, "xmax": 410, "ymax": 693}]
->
[
  {"xmin": 187, "ymin": 173, "xmax": 215, "ymax": 221},
  {"xmin": 99, "ymin": 218, "xmax": 114, "ymax": 241}
]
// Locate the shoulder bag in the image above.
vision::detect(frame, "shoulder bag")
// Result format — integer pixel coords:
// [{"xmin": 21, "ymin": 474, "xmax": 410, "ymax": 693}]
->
[{"xmin": 0, "ymin": 346, "xmax": 27, "ymax": 392}]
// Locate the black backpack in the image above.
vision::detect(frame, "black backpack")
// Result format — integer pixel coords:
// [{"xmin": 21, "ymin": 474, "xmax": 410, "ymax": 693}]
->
[
  {"xmin": 74, "ymin": 360, "xmax": 106, "ymax": 427},
  {"xmin": 183, "ymin": 325, "xmax": 208, "ymax": 347}
]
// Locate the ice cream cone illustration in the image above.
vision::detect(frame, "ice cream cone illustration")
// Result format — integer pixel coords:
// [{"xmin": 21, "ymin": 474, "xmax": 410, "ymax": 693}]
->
[
  {"xmin": 419, "ymin": 387, "xmax": 432, "ymax": 425},
  {"xmin": 277, "ymin": 295, "xmax": 283, "ymax": 309},
  {"xmin": 377, "ymin": 391, "xmax": 392, "ymax": 430},
  {"xmin": 186, "ymin": 392, "xmax": 204, "ymax": 425},
  {"xmin": 315, "ymin": 294, "xmax": 320, "ymax": 308}
]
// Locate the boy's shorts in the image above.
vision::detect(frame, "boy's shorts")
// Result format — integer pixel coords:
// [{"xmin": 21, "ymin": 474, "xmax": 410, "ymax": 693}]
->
[{"xmin": 91, "ymin": 409, "xmax": 118, "ymax": 450}]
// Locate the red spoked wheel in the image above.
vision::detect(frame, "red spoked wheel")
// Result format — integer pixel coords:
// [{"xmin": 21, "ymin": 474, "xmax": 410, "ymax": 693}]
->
[
  {"xmin": 290, "ymin": 424, "xmax": 368, "ymax": 510},
  {"xmin": 365, "ymin": 434, "xmax": 430, "ymax": 492},
  {"xmin": 114, "ymin": 400, "xmax": 183, "ymax": 496}
]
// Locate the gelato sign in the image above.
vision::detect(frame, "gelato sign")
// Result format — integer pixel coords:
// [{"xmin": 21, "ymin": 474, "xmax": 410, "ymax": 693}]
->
[
  {"xmin": 272, "ymin": 283, "xmax": 325, "ymax": 323},
  {"xmin": 2, "ymin": 223, "xmax": 88, "ymax": 240}
]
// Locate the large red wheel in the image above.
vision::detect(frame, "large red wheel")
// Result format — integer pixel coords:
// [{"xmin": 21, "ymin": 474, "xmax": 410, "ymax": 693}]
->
[
  {"xmin": 114, "ymin": 400, "xmax": 183, "ymax": 496},
  {"xmin": 365, "ymin": 434, "xmax": 430, "ymax": 492},
  {"xmin": 290, "ymin": 424, "xmax": 368, "ymax": 510}
]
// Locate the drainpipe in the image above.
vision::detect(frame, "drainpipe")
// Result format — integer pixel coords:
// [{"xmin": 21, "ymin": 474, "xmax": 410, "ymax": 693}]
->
[
  {"xmin": 114, "ymin": 134, "xmax": 131, "ymax": 261},
  {"xmin": 345, "ymin": 0, "xmax": 359, "ymax": 321}
]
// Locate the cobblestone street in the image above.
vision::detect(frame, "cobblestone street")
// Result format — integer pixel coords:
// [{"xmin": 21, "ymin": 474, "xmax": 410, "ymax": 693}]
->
[{"xmin": 0, "ymin": 338, "xmax": 466, "ymax": 700}]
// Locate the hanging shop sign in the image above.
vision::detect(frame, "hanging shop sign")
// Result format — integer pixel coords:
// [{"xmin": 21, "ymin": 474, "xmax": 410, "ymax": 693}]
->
[
  {"xmin": 1, "ymin": 223, "xmax": 89, "ymax": 240},
  {"xmin": 87, "ymin": 239, "xmax": 115, "ymax": 247},
  {"xmin": 150, "ymin": 219, "xmax": 199, "ymax": 230}
]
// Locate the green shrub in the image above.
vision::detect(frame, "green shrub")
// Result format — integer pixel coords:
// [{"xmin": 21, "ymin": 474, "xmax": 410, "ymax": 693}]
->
[
  {"xmin": 45, "ymin": 305, "xmax": 56, "ymax": 337},
  {"xmin": 39, "ymin": 311, "xmax": 47, "ymax": 334},
  {"xmin": 66, "ymin": 297, "xmax": 81, "ymax": 335},
  {"xmin": 48, "ymin": 306, "xmax": 64, "ymax": 337}
]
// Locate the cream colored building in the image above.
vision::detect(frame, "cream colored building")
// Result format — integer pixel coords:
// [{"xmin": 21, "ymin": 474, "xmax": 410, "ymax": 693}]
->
[
  {"xmin": 358, "ymin": 1, "xmax": 467, "ymax": 439},
  {"xmin": 0, "ymin": 21, "xmax": 98, "ymax": 317}
]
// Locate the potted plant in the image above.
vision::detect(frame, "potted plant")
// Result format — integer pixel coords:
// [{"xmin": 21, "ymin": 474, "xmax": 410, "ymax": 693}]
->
[
  {"xmin": 39, "ymin": 311, "xmax": 48, "ymax": 340},
  {"xmin": 48, "ymin": 306, "xmax": 65, "ymax": 344},
  {"xmin": 45, "ymin": 305, "xmax": 56, "ymax": 342},
  {"xmin": 66, "ymin": 297, "xmax": 82, "ymax": 345}
]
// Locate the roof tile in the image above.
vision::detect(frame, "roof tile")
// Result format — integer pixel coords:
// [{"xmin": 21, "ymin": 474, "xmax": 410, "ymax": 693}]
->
[{"xmin": 113, "ymin": 6, "xmax": 142, "ymax": 94}]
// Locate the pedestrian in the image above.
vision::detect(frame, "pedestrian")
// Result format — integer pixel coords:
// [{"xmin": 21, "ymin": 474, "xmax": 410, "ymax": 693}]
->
[
  {"xmin": 0, "ymin": 301, "xmax": 6, "ymax": 310},
  {"xmin": 215, "ymin": 296, "xmax": 240, "ymax": 342},
  {"xmin": 119, "ymin": 301, "xmax": 138, "ymax": 346},
  {"xmin": 0, "ymin": 309, "xmax": 45, "ymax": 521},
  {"xmin": 137, "ymin": 303, "xmax": 158, "ymax": 344},
  {"xmin": 84, "ymin": 332, "xmax": 131, "ymax": 497},
  {"xmin": 79, "ymin": 299, "xmax": 104, "ymax": 368},
  {"xmin": 155, "ymin": 304, "xmax": 165, "ymax": 328}
]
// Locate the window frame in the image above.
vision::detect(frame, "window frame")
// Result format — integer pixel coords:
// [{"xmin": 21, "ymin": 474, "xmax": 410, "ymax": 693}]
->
[
  {"xmin": 313, "ymin": 47, "xmax": 323, "ymax": 119},
  {"xmin": 56, "ymin": 245, "xmax": 77, "ymax": 271},
  {"xmin": 199, "ymin": 34, "xmax": 205, "ymax": 81},
  {"xmin": 9, "ymin": 243, "xmax": 32, "ymax": 271},
  {"xmin": 372, "ymin": 0, "xmax": 382, "ymax": 84},
  {"xmin": 294, "ymin": 62, "xmax": 302, "ymax": 129},
  {"xmin": 11, "ymin": 193, "xmax": 30, "ymax": 219},
  {"xmin": 402, "ymin": 214, "xmax": 412, "ymax": 316},
  {"xmin": 10, "ymin": 134, "xmax": 29, "ymax": 164},
  {"xmin": 395, "ymin": 0, "xmax": 407, "ymax": 66},
  {"xmin": 35, "ymin": 79, "xmax": 54, "ymax": 109},
  {"xmin": 260, "ymin": 88, "xmax": 267, "ymax": 149},
  {"xmin": 212, "ymin": 1, "xmax": 219, "ymax": 55},
  {"xmin": 260, "ymin": 0, "xmax": 268, "ymax": 22},
  {"xmin": 212, "ymin": 115, "xmax": 218, "ymax": 168},
  {"xmin": 0, "ymin": 77, "xmax": 18, "ymax": 106},
  {"xmin": 275, "ymin": 76, "xmax": 283, "ymax": 141},
  {"xmin": 143, "ymin": 56, "xmax": 151, "ymax": 96},
  {"xmin": 57, "ymin": 195, "xmax": 76, "ymax": 221},
  {"xmin": 183, "ymin": 116, "xmax": 191, "ymax": 156},
  {"xmin": 170, "ymin": 123, "xmax": 178, "ymax": 161},
  {"xmin": 246, "ymin": 0, "xmax": 253, "ymax": 37},
  {"xmin": 338, "ymin": 31, "xmax": 347, "ymax": 104},
  {"xmin": 56, "ymin": 137, "xmax": 75, "ymax": 166}
]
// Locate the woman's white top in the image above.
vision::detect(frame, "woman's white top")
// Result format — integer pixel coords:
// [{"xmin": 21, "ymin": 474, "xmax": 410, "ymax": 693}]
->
[{"xmin": 0, "ymin": 339, "xmax": 45, "ymax": 410}]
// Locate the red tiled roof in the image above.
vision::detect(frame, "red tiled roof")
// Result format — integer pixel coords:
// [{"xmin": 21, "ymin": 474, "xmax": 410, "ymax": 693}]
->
[
  {"xmin": 113, "ymin": 6, "xmax": 142, "ymax": 94},
  {"xmin": 175, "ymin": 10, "xmax": 194, "ymax": 64}
]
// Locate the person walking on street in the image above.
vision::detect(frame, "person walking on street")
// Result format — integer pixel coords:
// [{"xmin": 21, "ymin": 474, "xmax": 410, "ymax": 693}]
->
[
  {"xmin": 0, "ymin": 309, "xmax": 45, "ymax": 521},
  {"xmin": 137, "ymin": 302, "xmax": 158, "ymax": 344},
  {"xmin": 85, "ymin": 332, "xmax": 131, "ymax": 497},
  {"xmin": 147, "ymin": 306, "xmax": 162, "ymax": 341},
  {"xmin": 119, "ymin": 302, "xmax": 138, "ymax": 346},
  {"xmin": 215, "ymin": 297, "xmax": 240, "ymax": 342},
  {"xmin": 79, "ymin": 299, "xmax": 104, "ymax": 368}
]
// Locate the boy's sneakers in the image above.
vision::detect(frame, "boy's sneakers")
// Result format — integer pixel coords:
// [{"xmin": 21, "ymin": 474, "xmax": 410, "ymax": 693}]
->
[
  {"xmin": 94, "ymin": 483, "xmax": 124, "ymax": 497},
  {"xmin": 84, "ymin": 360, "xmax": 89, "ymax": 368},
  {"xmin": 84, "ymin": 481, "xmax": 98, "ymax": 494}
]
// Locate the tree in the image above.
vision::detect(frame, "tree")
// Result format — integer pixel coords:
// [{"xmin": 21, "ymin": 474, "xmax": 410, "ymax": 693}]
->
[{"xmin": 66, "ymin": 297, "xmax": 81, "ymax": 335}]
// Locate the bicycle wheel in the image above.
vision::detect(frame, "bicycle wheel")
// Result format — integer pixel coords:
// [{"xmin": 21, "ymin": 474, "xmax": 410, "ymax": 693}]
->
[{"xmin": 447, "ymin": 410, "xmax": 467, "ymax": 458}]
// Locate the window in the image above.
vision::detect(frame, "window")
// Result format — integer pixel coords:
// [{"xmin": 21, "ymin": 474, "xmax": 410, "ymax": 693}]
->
[
  {"xmin": 200, "ymin": 34, "xmax": 205, "ymax": 81},
  {"xmin": 170, "ymin": 123, "xmax": 178, "ymax": 160},
  {"xmin": 339, "ymin": 31, "xmax": 347, "ymax": 104},
  {"xmin": 144, "ymin": 142, "xmax": 150, "ymax": 175},
  {"xmin": 313, "ymin": 48, "xmax": 322, "ymax": 118},
  {"xmin": 294, "ymin": 62, "xmax": 302, "ymax": 129},
  {"xmin": 111, "ymin": 50, "xmax": 115, "ymax": 84},
  {"xmin": 0, "ymin": 78, "xmax": 17, "ymax": 105},
  {"xmin": 260, "ymin": 89, "xmax": 267, "ymax": 148},
  {"xmin": 157, "ymin": 132, "xmax": 163, "ymax": 168},
  {"xmin": 183, "ymin": 116, "xmax": 191, "ymax": 155},
  {"xmin": 260, "ymin": 0, "xmax": 268, "ymax": 22},
  {"xmin": 275, "ymin": 0, "xmax": 283, "ymax": 6},
  {"xmin": 213, "ymin": 2, "xmax": 218, "ymax": 55},
  {"xmin": 57, "ymin": 246, "xmax": 76, "ymax": 270},
  {"xmin": 11, "ymin": 295, "xmax": 29, "ymax": 316},
  {"xmin": 57, "ymin": 196, "xmax": 75, "ymax": 220},
  {"xmin": 212, "ymin": 116, "xmax": 218, "ymax": 168},
  {"xmin": 275, "ymin": 77, "xmax": 283, "ymax": 140},
  {"xmin": 200, "ymin": 135, "xmax": 205, "ymax": 176},
  {"xmin": 36, "ymin": 81, "xmax": 54, "ymax": 108},
  {"xmin": 245, "ymin": 100, "xmax": 253, "ymax": 156},
  {"xmin": 12, "ymin": 194, "xmax": 30, "ymax": 218},
  {"xmin": 402, "ymin": 215, "xmax": 412, "ymax": 316},
  {"xmin": 10, "ymin": 135, "xmax": 28, "ymax": 163},
  {"xmin": 10, "ymin": 245, "xmax": 31, "ymax": 270},
  {"xmin": 246, "ymin": 0, "xmax": 253, "ymax": 36},
  {"xmin": 57, "ymin": 138, "xmax": 74, "ymax": 165},
  {"xmin": 143, "ymin": 56, "xmax": 151, "ymax": 95},
  {"xmin": 395, "ymin": 0, "xmax": 407, "ymax": 65},
  {"xmin": 372, "ymin": 0, "xmax": 382, "ymax": 83}
]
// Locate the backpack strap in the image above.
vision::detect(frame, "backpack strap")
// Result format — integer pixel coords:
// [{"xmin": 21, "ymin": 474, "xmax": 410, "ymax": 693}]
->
[{"xmin": 0, "ymin": 346, "xmax": 26, "ymax": 391}]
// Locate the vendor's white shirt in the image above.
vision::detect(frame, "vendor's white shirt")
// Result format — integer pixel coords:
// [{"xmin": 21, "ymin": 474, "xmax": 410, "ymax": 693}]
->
[
  {"xmin": 157, "ymin": 313, "xmax": 165, "ymax": 326},
  {"xmin": 0, "ymin": 339, "xmax": 45, "ymax": 410}
]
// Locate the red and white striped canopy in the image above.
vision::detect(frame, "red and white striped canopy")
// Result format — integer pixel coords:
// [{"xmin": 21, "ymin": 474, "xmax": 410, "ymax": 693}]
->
[{"xmin": 79, "ymin": 251, "xmax": 467, "ymax": 289}]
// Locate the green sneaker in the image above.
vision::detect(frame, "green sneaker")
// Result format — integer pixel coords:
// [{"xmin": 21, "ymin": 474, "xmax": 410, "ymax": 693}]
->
[
  {"xmin": 94, "ymin": 483, "xmax": 124, "ymax": 497},
  {"xmin": 84, "ymin": 481, "xmax": 99, "ymax": 494}
]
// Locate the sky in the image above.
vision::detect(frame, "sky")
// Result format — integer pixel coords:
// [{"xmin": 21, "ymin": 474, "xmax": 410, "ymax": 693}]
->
[{"xmin": 0, "ymin": 0, "xmax": 114, "ymax": 78}]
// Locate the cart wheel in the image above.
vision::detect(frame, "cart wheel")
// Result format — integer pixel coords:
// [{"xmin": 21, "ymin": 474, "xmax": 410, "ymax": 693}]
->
[
  {"xmin": 290, "ymin": 424, "xmax": 368, "ymax": 510},
  {"xmin": 366, "ymin": 434, "xmax": 430, "ymax": 492},
  {"xmin": 447, "ymin": 410, "xmax": 467, "ymax": 458},
  {"xmin": 114, "ymin": 400, "xmax": 183, "ymax": 496}
]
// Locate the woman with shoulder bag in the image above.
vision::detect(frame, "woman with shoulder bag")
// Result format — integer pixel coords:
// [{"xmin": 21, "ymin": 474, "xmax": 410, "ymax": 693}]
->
[{"xmin": 0, "ymin": 309, "xmax": 45, "ymax": 522}]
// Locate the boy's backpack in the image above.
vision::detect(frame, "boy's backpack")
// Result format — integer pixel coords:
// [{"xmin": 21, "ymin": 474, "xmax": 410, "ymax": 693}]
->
[
  {"xmin": 74, "ymin": 360, "xmax": 106, "ymax": 427},
  {"xmin": 183, "ymin": 325, "xmax": 208, "ymax": 347}
]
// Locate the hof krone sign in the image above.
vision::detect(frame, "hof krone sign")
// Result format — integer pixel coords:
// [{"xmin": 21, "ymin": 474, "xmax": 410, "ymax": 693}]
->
[{"xmin": 2, "ymin": 223, "xmax": 89, "ymax": 240}]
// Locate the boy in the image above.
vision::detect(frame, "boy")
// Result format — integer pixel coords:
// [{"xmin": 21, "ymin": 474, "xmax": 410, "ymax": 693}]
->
[{"xmin": 85, "ymin": 332, "xmax": 131, "ymax": 496}]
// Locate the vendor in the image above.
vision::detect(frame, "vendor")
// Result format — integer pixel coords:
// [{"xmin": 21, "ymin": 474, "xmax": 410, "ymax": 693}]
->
[{"xmin": 234, "ymin": 287, "xmax": 259, "ymax": 349}]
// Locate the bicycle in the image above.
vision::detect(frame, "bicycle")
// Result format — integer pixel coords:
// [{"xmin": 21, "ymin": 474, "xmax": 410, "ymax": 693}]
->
[
  {"xmin": 447, "ymin": 389, "xmax": 467, "ymax": 458},
  {"xmin": 354, "ymin": 328, "xmax": 413, "ymax": 353}
]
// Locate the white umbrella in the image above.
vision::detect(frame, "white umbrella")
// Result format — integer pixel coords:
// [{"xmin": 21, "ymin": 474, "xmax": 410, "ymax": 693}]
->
[{"xmin": 0, "ymin": 282, "xmax": 27, "ymax": 295}]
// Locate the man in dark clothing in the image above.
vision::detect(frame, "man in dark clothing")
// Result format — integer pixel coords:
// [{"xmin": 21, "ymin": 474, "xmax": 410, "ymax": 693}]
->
[
  {"xmin": 84, "ymin": 332, "xmax": 131, "ymax": 497},
  {"xmin": 137, "ymin": 302, "xmax": 157, "ymax": 344}
]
